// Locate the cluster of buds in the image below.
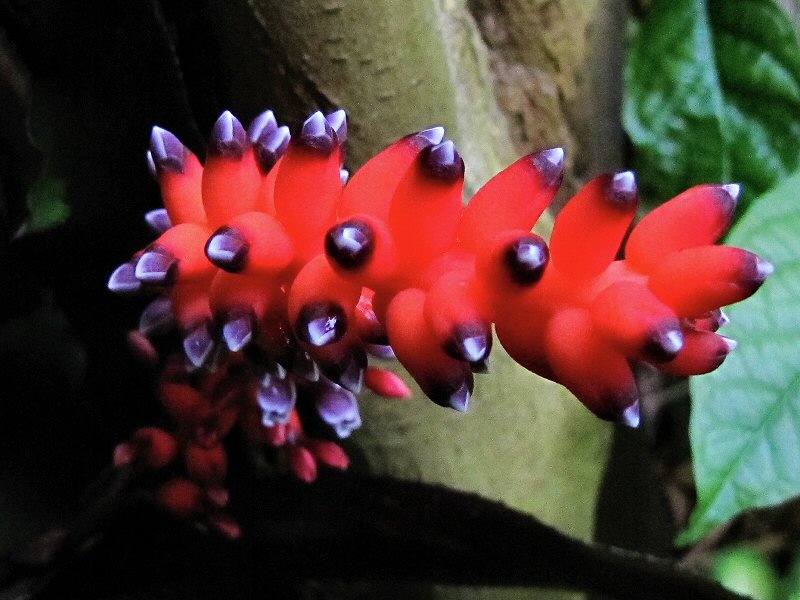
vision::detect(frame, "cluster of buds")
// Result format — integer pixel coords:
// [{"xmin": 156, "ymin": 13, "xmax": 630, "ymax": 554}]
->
[{"xmin": 109, "ymin": 107, "xmax": 770, "ymax": 531}]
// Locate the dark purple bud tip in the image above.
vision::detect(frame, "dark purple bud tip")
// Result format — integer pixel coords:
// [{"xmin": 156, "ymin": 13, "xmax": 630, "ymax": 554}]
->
[
  {"xmin": 260, "ymin": 361, "xmax": 288, "ymax": 386},
  {"xmin": 139, "ymin": 297, "xmax": 175, "ymax": 336},
  {"xmin": 298, "ymin": 111, "xmax": 336, "ymax": 154},
  {"xmin": 712, "ymin": 183, "xmax": 740, "ymax": 226},
  {"xmin": 296, "ymin": 302, "xmax": 348, "ymax": 347},
  {"xmin": 247, "ymin": 110, "xmax": 277, "ymax": 144},
  {"xmin": 421, "ymin": 140, "xmax": 464, "ymax": 181},
  {"xmin": 291, "ymin": 350, "xmax": 321, "ymax": 382},
  {"xmin": 183, "ymin": 321, "xmax": 216, "ymax": 368},
  {"xmin": 644, "ymin": 323, "xmax": 684, "ymax": 362},
  {"xmin": 449, "ymin": 323, "xmax": 490, "ymax": 363},
  {"xmin": 258, "ymin": 378, "xmax": 297, "ymax": 426},
  {"xmin": 149, "ymin": 126, "xmax": 186, "ymax": 175},
  {"xmin": 366, "ymin": 344, "xmax": 395, "ymax": 360},
  {"xmin": 208, "ymin": 111, "xmax": 247, "ymax": 159},
  {"xmin": 754, "ymin": 256, "xmax": 775, "ymax": 283},
  {"xmin": 317, "ymin": 385, "xmax": 362, "ymax": 438},
  {"xmin": 448, "ymin": 381, "xmax": 472, "ymax": 413},
  {"xmin": 335, "ymin": 349, "xmax": 367, "ymax": 394},
  {"xmin": 427, "ymin": 375, "xmax": 474, "ymax": 412},
  {"xmin": 504, "ymin": 234, "xmax": 549, "ymax": 285},
  {"xmin": 413, "ymin": 126, "xmax": 446, "ymax": 148},
  {"xmin": 146, "ymin": 151, "xmax": 157, "ymax": 179},
  {"xmin": 144, "ymin": 208, "xmax": 172, "ymax": 235},
  {"xmin": 253, "ymin": 125, "xmax": 290, "ymax": 173},
  {"xmin": 607, "ymin": 171, "xmax": 638, "ymax": 208},
  {"xmin": 275, "ymin": 362, "xmax": 288, "ymax": 380},
  {"xmin": 721, "ymin": 183, "xmax": 741, "ymax": 205},
  {"xmin": 205, "ymin": 227, "xmax": 249, "ymax": 272},
  {"xmin": 619, "ymin": 401, "xmax": 640, "ymax": 428},
  {"xmin": 222, "ymin": 311, "xmax": 255, "ymax": 352},
  {"xmin": 340, "ymin": 169, "xmax": 350, "ymax": 185},
  {"xmin": 108, "ymin": 260, "xmax": 142, "ymax": 294},
  {"xmin": 135, "ymin": 246, "xmax": 177, "ymax": 284},
  {"xmin": 470, "ymin": 357, "xmax": 490, "ymax": 374},
  {"xmin": 325, "ymin": 219, "xmax": 375, "ymax": 270},
  {"xmin": 531, "ymin": 147, "xmax": 565, "ymax": 187},
  {"xmin": 325, "ymin": 109, "xmax": 347, "ymax": 144},
  {"xmin": 720, "ymin": 337, "xmax": 738, "ymax": 357}
]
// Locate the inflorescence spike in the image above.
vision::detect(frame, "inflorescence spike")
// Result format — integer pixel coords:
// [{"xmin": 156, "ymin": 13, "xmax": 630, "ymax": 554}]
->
[{"xmin": 110, "ymin": 107, "xmax": 773, "ymax": 498}]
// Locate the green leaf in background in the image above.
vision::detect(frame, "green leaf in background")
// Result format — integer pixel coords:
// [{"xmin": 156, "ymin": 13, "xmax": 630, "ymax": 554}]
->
[
  {"xmin": 682, "ymin": 171, "xmax": 800, "ymax": 544},
  {"xmin": 623, "ymin": 0, "xmax": 800, "ymax": 210},
  {"xmin": 22, "ymin": 175, "xmax": 70, "ymax": 234},
  {"xmin": 713, "ymin": 547, "xmax": 779, "ymax": 600}
]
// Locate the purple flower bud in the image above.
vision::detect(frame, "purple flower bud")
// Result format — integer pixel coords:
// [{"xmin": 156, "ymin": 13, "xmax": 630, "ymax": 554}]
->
[
  {"xmin": 183, "ymin": 321, "xmax": 215, "ymax": 368},
  {"xmin": 620, "ymin": 401, "xmax": 640, "ymax": 428},
  {"xmin": 334, "ymin": 348, "xmax": 367, "ymax": 394},
  {"xmin": 253, "ymin": 125, "xmax": 290, "ymax": 173},
  {"xmin": 366, "ymin": 344, "xmax": 395, "ymax": 360},
  {"xmin": 139, "ymin": 297, "xmax": 175, "ymax": 336},
  {"xmin": 298, "ymin": 111, "xmax": 336, "ymax": 154},
  {"xmin": 108, "ymin": 260, "xmax": 142, "ymax": 294},
  {"xmin": 325, "ymin": 219, "xmax": 375, "ymax": 270},
  {"xmin": 421, "ymin": 140, "xmax": 464, "ymax": 181},
  {"xmin": 208, "ymin": 111, "xmax": 247, "ymax": 159},
  {"xmin": 247, "ymin": 110, "xmax": 277, "ymax": 144},
  {"xmin": 135, "ymin": 247, "xmax": 177, "ymax": 284},
  {"xmin": 144, "ymin": 208, "xmax": 172, "ymax": 235},
  {"xmin": 531, "ymin": 147, "xmax": 565, "ymax": 187},
  {"xmin": 607, "ymin": 171, "xmax": 638, "ymax": 208},
  {"xmin": 149, "ymin": 126, "xmax": 186, "ymax": 174},
  {"xmin": 295, "ymin": 303, "xmax": 347, "ymax": 347},
  {"xmin": 503, "ymin": 234, "xmax": 549, "ymax": 286},
  {"xmin": 222, "ymin": 311, "xmax": 255, "ymax": 352},
  {"xmin": 317, "ymin": 383, "xmax": 362, "ymax": 438},
  {"xmin": 325, "ymin": 109, "xmax": 347, "ymax": 144},
  {"xmin": 258, "ymin": 377, "xmax": 297, "ymax": 426},
  {"xmin": 414, "ymin": 126, "xmax": 445, "ymax": 147},
  {"xmin": 448, "ymin": 323, "xmax": 490, "ymax": 363},
  {"xmin": 644, "ymin": 324, "xmax": 684, "ymax": 362},
  {"xmin": 205, "ymin": 226, "xmax": 249, "ymax": 273}
]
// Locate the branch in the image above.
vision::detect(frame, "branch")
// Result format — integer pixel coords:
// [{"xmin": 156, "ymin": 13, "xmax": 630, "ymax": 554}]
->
[
  {"xmin": 232, "ymin": 472, "xmax": 747, "ymax": 600},
  {"xmin": 2, "ymin": 471, "xmax": 746, "ymax": 600}
]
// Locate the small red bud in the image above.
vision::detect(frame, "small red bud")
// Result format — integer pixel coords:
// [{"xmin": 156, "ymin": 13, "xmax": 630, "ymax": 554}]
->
[
  {"xmin": 288, "ymin": 445, "xmax": 318, "ymax": 482},
  {"xmin": 364, "ymin": 367, "xmax": 412, "ymax": 399}
]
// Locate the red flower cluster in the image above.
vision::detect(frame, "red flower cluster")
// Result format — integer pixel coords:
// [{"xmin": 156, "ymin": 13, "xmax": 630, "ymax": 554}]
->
[{"xmin": 109, "ymin": 108, "xmax": 770, "ymax": 531}]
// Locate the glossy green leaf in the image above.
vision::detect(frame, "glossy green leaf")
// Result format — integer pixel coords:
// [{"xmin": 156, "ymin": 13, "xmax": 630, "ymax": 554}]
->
[
  {"xmin": 624, "ymin": 0, "xmax": 800, "ymax": 209},
  {"xmin": 682, "ymin": 171, "xmax": 800, "ymax": 544}
]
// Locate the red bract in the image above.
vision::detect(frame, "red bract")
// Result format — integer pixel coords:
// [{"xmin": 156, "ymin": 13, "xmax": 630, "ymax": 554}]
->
[
  {"xmin": 494, "ymin": 175, "xmax": 770, "ymax": 424},
  {"xmin": 110, "ymin": 108, "xmax": 771, "ymax": 525}
]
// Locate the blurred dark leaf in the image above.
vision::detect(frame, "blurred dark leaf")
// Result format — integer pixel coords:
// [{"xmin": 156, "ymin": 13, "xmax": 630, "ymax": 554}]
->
[
  {"xmin": 19, "ymin": 176, "xmax": 69, "ymax": 235},
  {"xmin": 0, "ymin": 24, "xmax": 41, "ymax": 241},
  {"xmin": 5, "ymin": 473, "xmax": 747, "ymax": 600},
  {"xmin": 0, "ymin": 0, "xmax": 208, "ymax": 550},
  {"xmin": 0, "ymin": 305, "xmax": 88, "ymax": 553}
]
